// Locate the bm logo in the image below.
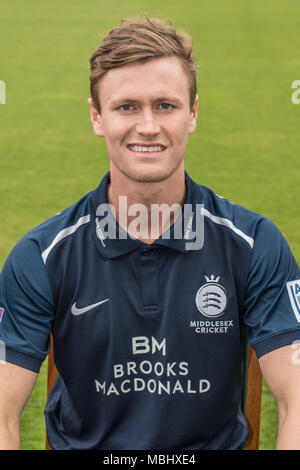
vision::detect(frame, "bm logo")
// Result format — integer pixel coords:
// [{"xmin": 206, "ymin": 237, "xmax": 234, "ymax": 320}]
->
[{"xmin": 287, "ymin": 280, "xmax": 300, "ymax": 322}]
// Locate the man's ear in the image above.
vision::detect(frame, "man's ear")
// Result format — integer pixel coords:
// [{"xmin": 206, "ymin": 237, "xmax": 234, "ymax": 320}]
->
[
  {"xmin": 88, "ymin": 98, "xmax": 104, "ymax": 137},
  {"xmin": 188, "ymin": 95, "xmax": 199, "ymax": 135}
]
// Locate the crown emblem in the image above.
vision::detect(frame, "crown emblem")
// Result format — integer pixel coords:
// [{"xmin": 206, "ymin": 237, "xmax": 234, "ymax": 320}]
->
[{"xmin": 204, "ymin": 274, "xmax": 220, "ymax": 283}]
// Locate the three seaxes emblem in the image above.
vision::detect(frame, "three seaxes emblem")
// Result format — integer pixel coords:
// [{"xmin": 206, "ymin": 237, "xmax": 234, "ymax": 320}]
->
[{"xmin": 195, "ymin": 275, "xmax": 227, "ymax": 318}]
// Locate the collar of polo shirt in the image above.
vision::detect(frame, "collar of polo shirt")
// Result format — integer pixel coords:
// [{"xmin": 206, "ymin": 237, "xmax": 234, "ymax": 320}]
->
[{"xmin": 90, "ymin": 172, "xmax": 201, "ymax": 260}]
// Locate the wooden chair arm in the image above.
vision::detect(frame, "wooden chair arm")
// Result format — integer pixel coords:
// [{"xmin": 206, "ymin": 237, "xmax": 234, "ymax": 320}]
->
[{"xmin": 244, "ymin": 346, "xmax": 263, "ymax": 450}]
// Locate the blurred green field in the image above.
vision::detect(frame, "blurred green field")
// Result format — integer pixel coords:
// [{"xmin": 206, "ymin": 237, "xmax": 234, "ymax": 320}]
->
[{"xmin": 0, "ymin": 0, "xmax": 299, "ymax": 450}]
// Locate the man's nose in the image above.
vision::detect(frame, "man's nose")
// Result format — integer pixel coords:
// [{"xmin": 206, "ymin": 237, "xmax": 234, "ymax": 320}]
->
[{"xmin": 135, "ymin": 109, "xmax": 160, "ymax": 135}]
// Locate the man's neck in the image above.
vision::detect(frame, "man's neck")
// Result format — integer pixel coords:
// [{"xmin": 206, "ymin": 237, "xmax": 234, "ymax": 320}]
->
[{"xmin": 107, "ymin": 165, "xmax": 186, "ymax": 244}]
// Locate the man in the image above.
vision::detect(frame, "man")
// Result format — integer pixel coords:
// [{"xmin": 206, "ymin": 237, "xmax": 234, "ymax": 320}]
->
[{"xmin": 0, "ymin": 14, "xmax": 300, "ymax": 450}]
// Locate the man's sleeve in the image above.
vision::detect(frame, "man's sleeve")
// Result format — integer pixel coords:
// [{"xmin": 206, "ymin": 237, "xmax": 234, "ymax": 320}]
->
[
  {"xmin": 243, "ymin": 217, "xmax": 300, "ymax": 358},
  {"xmin": 0, "ymin": 236, "xmax": 55, "ymax": 372}
]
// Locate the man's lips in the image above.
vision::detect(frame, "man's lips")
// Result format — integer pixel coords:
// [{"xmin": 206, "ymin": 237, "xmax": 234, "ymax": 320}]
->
[{"xmin": 127, "ymin": 143, "xmax": 167, "ymax": 153}]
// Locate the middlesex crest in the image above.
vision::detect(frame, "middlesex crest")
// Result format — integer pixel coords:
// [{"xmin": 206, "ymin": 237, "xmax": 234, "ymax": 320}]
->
[{"xmin": 195, "ymin": 275, "xmax": 227, "ymax": 318}]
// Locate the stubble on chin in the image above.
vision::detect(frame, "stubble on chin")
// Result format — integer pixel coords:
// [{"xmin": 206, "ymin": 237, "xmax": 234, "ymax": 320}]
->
[{"xmin": 113, "ymin": 159, "xmax": 184, "ymax": 184}]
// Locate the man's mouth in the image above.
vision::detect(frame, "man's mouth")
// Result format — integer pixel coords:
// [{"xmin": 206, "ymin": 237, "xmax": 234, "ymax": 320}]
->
[{"xmin": 127, "ymin": 144, "xmax": 166, "ymax": 153}]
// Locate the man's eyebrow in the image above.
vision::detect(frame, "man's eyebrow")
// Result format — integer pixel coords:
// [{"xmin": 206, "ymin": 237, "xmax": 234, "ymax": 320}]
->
[{"xmin": 108, "ymin": 98, "xmax": 139, "ymax": 107}]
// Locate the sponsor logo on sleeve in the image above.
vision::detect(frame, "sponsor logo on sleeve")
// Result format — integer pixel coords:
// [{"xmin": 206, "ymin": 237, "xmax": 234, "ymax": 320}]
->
[{"xmin": 286, "ymin": 280, "xmax": 300, "ymax": 322}]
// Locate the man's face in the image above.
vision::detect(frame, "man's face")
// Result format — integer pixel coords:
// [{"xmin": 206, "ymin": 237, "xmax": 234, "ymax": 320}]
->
[{"xmin": 89, "ymin": 56, "xmax": 198, "ymax": 183}]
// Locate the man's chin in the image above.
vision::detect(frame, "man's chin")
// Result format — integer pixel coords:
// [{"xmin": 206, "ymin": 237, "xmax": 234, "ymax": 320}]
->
[
  {"xmin": 118, "ymin": 163, "xmax": 183, "ymax": 184},
  {"xmin": 128, "ymin": 173, "xmax": 169, "ymax": 183}
]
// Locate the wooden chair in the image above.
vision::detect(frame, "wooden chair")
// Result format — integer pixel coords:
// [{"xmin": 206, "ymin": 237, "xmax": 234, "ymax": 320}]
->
[
  {"xmin": 45, "ymin": 337, "xmax": 262, "ymax": 450},
  {"xmin": 242, "ymin": 345, "xmax": 263, "ymax": 450}
]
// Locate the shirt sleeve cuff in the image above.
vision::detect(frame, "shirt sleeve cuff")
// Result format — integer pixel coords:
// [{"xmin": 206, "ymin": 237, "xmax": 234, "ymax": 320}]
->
[
  {"xmin": 4, "ymin": 347, "xmax": 44, "ymax": 373},
  {"xmin": 252, "ymin": 329, "xmax": 300, "ymax": 359}
]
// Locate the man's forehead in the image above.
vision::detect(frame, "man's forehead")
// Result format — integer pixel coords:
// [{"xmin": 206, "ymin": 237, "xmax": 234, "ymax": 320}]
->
[
  {"xmin": 106, "ymin": 55, "xmax": 186, "ymax": 79},
  {"xmin": 98, "ymin": 56, "xmax": 190, "ymax": 104}
]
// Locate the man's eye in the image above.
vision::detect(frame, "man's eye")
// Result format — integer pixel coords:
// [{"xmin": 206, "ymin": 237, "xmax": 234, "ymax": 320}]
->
[
  {"xmin": 158, "ymin": 103, "xmax": 173, "ymax": 110},
  {"xmin": 120, "ymin": 104, "xmax": 134, "ymax": 111}
]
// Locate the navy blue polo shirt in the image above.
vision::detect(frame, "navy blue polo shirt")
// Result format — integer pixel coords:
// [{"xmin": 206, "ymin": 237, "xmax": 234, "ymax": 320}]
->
[{"xmin": 0, "ymin": 171, "xmax": 299, "ymax": 450}]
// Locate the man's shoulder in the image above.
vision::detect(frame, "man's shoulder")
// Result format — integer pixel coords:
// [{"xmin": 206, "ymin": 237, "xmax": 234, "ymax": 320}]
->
[
  {"xmin": 193, "ymin": 179, "xmax": 259, "ymax": 218},
  {"xmin": 191, "ymin": 177, "xmax": 267, "ymax": 247}
]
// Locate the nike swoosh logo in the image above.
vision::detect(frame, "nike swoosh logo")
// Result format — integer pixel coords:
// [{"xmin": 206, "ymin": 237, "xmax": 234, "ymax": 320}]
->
[{"xmin": 71, "ymin": 298, "xmax": 109, "ymax": 316}]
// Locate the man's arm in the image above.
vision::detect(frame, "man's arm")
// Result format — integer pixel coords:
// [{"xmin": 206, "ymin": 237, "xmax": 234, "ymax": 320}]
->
[
  {"xmin": 259, "ymin": 343, "xmax": 300, "ymax": 450},
  {"xmin": 0, "ymin": 361, "xmax": 37, "ymax": 450}
]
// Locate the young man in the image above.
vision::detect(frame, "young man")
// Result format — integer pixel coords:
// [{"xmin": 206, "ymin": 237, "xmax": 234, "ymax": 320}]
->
[{"xmin": 0, "ymin": 14, "xmax": 300, "ymax": 450}]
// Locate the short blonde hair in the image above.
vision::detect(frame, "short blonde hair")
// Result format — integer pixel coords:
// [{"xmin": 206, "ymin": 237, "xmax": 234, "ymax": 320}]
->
[{"xmin": 89, "ymin": 13, "xmax": 198, "ymax": 113}]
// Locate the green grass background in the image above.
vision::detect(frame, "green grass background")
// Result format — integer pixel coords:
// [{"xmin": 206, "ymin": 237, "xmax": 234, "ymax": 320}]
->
[{"xmin": 0, "ymin": 0, "xmax": 299, "ymax": 450}]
